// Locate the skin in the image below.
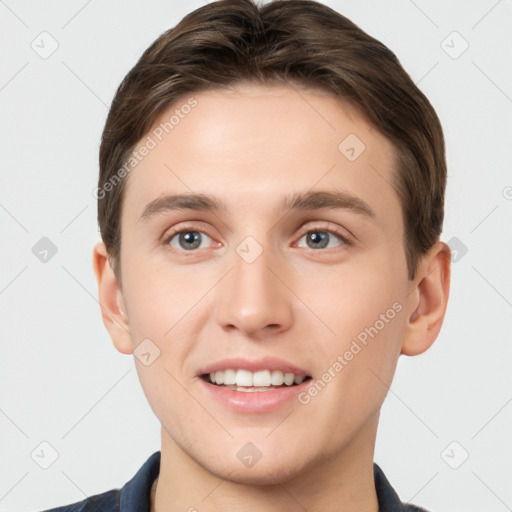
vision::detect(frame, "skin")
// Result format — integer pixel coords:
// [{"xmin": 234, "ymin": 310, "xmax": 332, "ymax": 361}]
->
[{"xmin": 93, "ymin": 81, "xmax": 451, "ymax": 512}]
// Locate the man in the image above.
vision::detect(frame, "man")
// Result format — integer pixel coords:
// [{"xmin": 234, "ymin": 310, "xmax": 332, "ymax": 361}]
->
[{"xmin": 43, "ymin": 0, "xmax": 451, "ymax": 510}]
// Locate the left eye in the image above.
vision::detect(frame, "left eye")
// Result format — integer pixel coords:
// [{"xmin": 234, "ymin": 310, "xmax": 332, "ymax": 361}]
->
[
  {"xmin": 296, "ymin": 230, "xmax": 346, "ymax": 250},
  {"xmin": 168, "ymin": 230, "xmax": 213, "ymax": 251}
]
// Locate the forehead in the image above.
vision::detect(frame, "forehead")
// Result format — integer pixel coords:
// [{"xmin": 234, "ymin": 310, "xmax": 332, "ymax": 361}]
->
[{"xmin": 121, "ymin": 82, "xmax": 402, "ymax": 235}]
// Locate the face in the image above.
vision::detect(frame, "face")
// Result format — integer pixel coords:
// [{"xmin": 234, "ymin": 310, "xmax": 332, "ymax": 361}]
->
[{"xmin": 99, "ymin": 82, "xmax": 424, "ymax": 484}]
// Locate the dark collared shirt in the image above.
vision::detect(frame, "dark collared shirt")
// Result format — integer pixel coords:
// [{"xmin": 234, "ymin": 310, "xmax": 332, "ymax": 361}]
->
[{"xmin": 41, "ymin": 451, "xmax": 429, "ymax": 511}]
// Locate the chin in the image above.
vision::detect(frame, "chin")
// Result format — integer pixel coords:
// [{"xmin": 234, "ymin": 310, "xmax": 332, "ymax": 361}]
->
[
  {"xmin": 198, "ymin": 449, "xmax": 312, "ymax": 487},
  {"xmin": 217, "ymin": 461, "xmax": 305, "ymax": 486}
]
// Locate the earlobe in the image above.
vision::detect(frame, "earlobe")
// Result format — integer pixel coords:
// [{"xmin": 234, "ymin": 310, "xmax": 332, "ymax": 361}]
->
[
  {"xmin": 401, "ymin": 241, "xmax": 451, "ymax": 356},
  {"xmin": 92, "ymin": 241, "xmax": 133, "ymax": 355}
]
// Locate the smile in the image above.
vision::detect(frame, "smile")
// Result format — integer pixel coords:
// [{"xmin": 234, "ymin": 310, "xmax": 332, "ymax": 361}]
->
[
  {"xmin": 197, "ymin": 357, "xmax": 313, "ymax": 411},
  {"xmin": 202, "ymin": 369, "xmax": 311, "ymax": 391}
]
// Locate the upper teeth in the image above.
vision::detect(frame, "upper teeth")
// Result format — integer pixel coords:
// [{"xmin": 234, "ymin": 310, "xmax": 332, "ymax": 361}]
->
[{"xmin": 209, "ymin": 369, "xmax": 305, "ymax": 387}]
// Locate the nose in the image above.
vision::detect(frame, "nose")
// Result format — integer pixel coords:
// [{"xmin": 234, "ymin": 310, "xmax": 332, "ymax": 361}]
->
[{"xmin": 214, "ymin": 241, "xmax": 294, "ymax": 338}]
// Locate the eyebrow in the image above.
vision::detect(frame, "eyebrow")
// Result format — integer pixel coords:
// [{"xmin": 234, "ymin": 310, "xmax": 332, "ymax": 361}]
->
[{"xmin": 139, "ymin": 190, "xmax": 376, "ymax": 222}]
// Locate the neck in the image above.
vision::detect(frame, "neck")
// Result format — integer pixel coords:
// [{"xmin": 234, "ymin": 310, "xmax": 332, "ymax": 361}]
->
[{"xmin": 152, "ymin": 414, "xmax": 380, "ymax": 512}]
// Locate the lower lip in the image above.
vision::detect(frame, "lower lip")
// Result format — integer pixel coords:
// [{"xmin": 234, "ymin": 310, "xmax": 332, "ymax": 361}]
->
[{"xmin": 198, "ymin": 377, "xmax": 311, "ymax": 413}]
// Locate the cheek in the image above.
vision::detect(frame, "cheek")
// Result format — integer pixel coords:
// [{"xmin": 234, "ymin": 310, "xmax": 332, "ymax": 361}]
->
[
  {"xmin": 122, "ymin": 257, "xmax": 207, "ymax": 342},
  {"xmin": 296, "ymin": 259, "xmax": 404, "ymax": 341},
  {"xmin": 298, "ymin": 266, "xmax": 405, "ymax": 401},
  {"xmin": 134, "ymin": 358, "xmax": 198, "ymax": 450}
]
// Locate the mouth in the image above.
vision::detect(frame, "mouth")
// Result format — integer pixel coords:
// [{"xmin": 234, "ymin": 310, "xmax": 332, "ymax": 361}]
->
[
  {"xmin": 200, "ymin": 369, "xmax": 312, "ymax": 392},
  {"xmin": 197, "ymin": 358, "xmax": 313, "ymax": 413}
]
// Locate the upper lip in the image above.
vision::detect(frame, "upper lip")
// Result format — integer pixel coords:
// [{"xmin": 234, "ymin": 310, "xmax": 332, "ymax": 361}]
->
[{"xmin": 197, "ymin": 357, "xmax": 310, "ymax": 377}]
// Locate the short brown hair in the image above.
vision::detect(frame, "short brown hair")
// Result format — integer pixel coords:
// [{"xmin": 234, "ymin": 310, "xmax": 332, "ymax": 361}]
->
[{"xmin": 98, "ymin": 0, "xmax": 446, "ymax": 283}]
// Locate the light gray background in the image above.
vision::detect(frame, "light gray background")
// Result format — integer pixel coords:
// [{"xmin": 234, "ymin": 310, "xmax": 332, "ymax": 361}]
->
[{"xmin": 1, "ymin": 1, "xmax": 511, "ymax": 511}]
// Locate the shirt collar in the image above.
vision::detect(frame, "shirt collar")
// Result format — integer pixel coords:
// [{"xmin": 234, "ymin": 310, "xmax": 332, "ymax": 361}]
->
[{"xmin": 119, "ymin": 451, "xmax": 160, "ymax": 512}]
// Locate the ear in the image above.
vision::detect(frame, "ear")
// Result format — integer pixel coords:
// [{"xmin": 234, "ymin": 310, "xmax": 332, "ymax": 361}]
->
[
  {"xmin": 401, "ymin": 240, "xmax": 451, "ymax": 356},
  {"xmin": 92, "ymin": 241, "xmax": 133, "ymax": 355}
]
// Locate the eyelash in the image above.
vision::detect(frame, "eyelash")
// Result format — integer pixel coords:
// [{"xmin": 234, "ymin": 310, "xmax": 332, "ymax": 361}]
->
[{"xmin": 162, "ymin": 223, "xmax": 353, "ymax": 254}]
